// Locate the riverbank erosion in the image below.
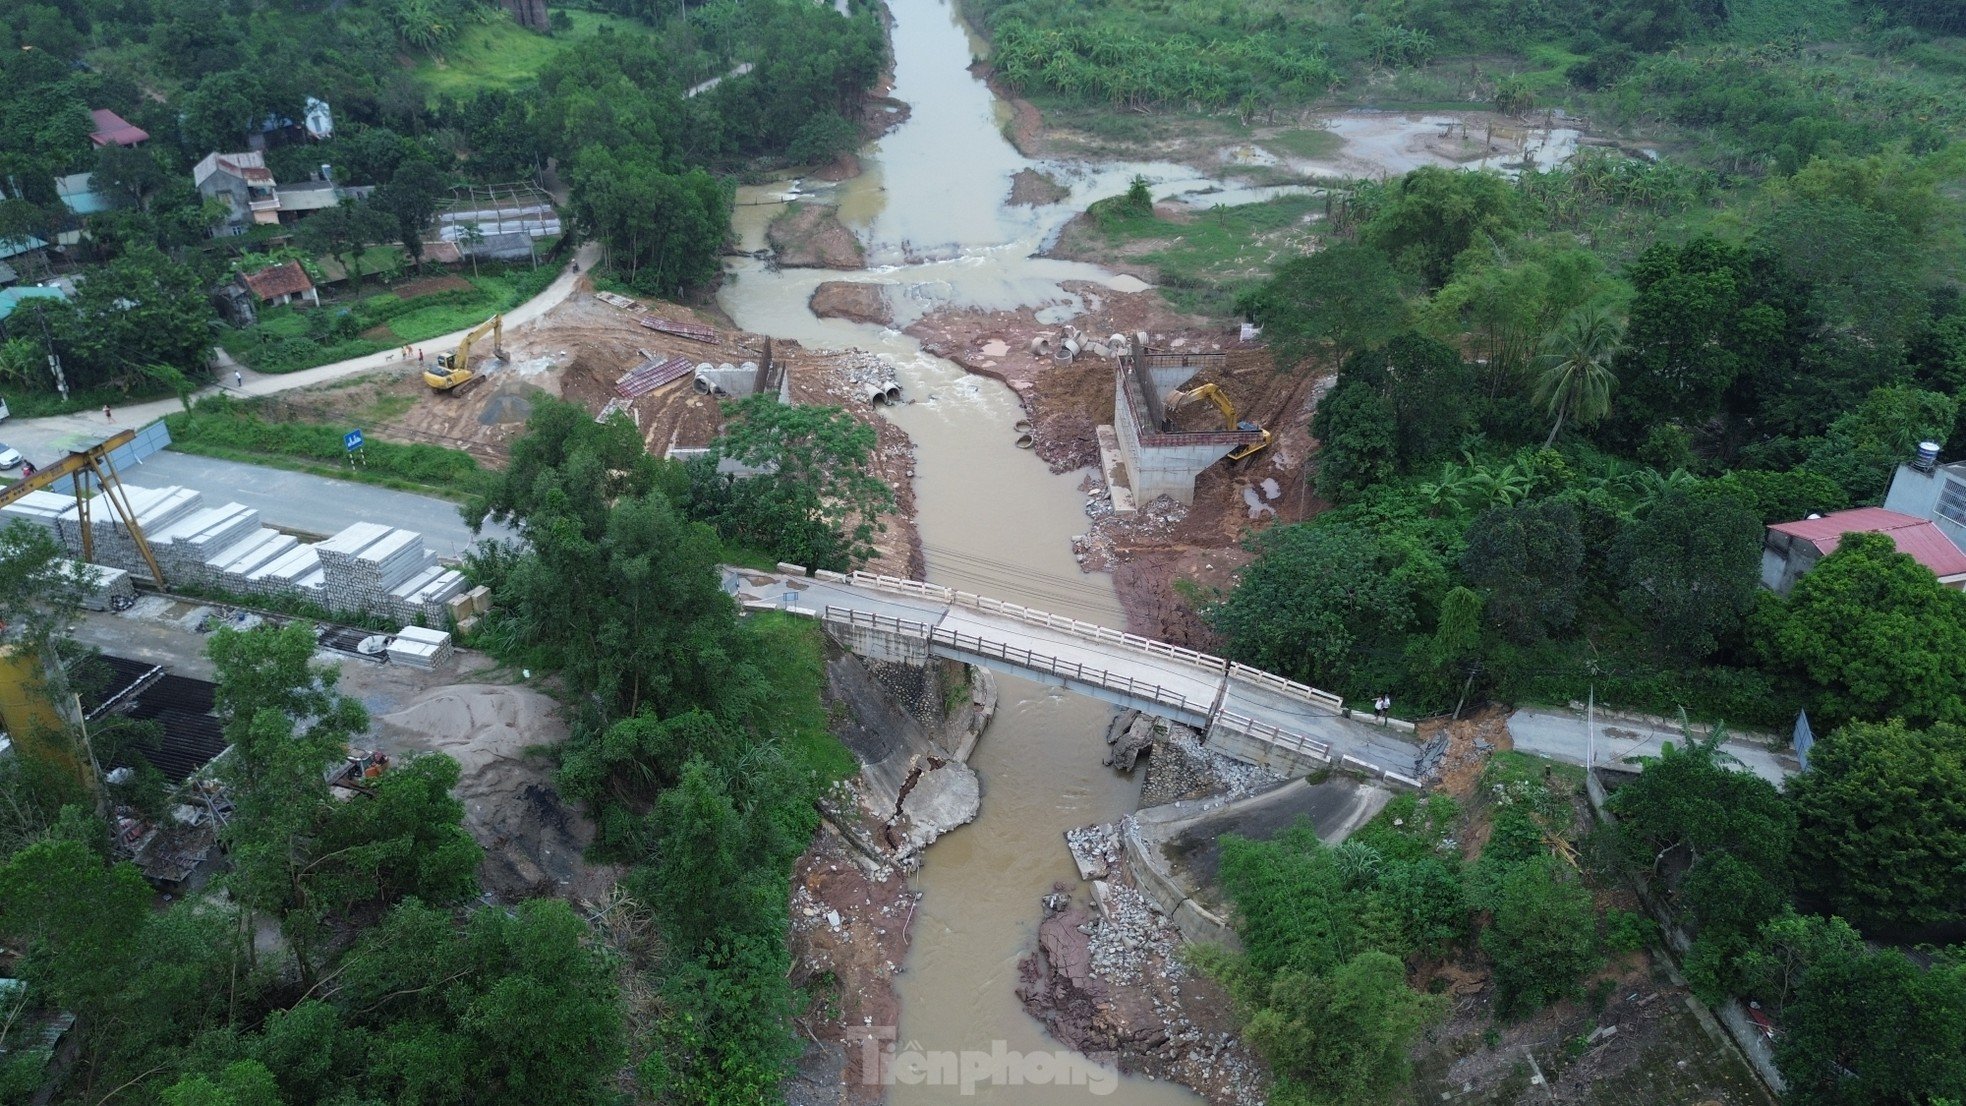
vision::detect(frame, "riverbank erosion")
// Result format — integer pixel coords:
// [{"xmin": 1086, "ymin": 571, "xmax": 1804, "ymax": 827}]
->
[
  {"xmin": 1013, "ymin": 716, "xmax": 1371, "ymax": 1103},
  {"xmin": 907, "ymin": 286, "xmax": 1326, "ymax": 642},
  {"xmin": 787, "ymin": 643, "xmax": 997, "ymax": 1104},
  {"xmin": 768, "ymin": 202, "xmax": 868, "ymax": 269}
]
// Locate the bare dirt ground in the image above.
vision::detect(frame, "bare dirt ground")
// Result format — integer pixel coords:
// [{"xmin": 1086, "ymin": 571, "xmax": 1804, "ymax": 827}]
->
[
  {"xmin": 1007, "ymin": 167, "xmax": 1070, "ymax": 206},
  {"xmin": 262, "ymin": 286, "xmax": 924, "ymax": 576},
  {"xmin": 810, "ymin": 281, "xmax": 894, "ymax": 327},
  {"xmin": 788, "ymin": 826, "xmax": 918, "ymax": 1106},
  {"xmin": 363, "ymin": 672, "xmax": 622, "ymax": 904},
  {"xmin": 908, "ymin": 285, "xmax": 1327, "ymax": 642},
  {"xmin": 768, "ymin": 203, "xmax": 868, "ymax": 269}
]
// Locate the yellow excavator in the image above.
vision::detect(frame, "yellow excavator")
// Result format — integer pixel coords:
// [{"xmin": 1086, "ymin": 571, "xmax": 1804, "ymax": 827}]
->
[
  {"xmin": 424, "ymin": 315, "xmax": 504, "ymax": 392},
  {"xmin": 1166, "ymin": 382, "xmax": 1273, "ymax": 461}
]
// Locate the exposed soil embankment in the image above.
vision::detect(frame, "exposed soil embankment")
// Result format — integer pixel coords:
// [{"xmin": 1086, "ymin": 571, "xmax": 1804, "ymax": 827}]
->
[
  {"xmin": 768, "ymin": 203, "xmax": 867, "ymax": 270},
  {"xmin": 810, "ymin": 281, "xmax": 894, "ymax": 327},
  {"xmin": 1016, "ymin": 721, "xmax": 1283, "ymax": 1104},
  {"xmin": 788, "ymin": 649, "xmax": 996, "ymax": 1104},
  {"xmin": 907, "ymin": 284, "xmax": 1325, "ymax": 643}
]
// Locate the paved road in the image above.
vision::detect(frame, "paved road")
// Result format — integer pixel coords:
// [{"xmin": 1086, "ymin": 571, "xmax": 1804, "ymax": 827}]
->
[
  {"xmin": 115, "ymin": 451, "xmax": 515, "ymax": 555},
  {"xmin": 2, "ymin": 241, "xmax": 601, "ymax": 462},
  {"xmin": 1508, "ymin": 707, "xmax": 1797, "ymax": 784},
  {"xmin": 728, "ymin": 569, "xmax": 1425, "ymax": 774}
]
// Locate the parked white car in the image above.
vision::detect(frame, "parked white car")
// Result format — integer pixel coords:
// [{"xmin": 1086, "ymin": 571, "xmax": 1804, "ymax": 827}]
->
[{"xmin": 0, "ymin": 445, "xmax": 23, "ymax": 470}]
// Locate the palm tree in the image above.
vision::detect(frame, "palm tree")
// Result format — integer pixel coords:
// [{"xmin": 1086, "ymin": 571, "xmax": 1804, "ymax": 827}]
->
[{"xmin": 1533, "ymin": 307, "xmax": 1624, "ymax": 447}]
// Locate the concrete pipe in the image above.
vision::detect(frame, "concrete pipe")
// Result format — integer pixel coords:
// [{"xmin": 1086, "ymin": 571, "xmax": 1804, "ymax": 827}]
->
[
  {"xmin": 860, "ymin": 382, "xmax": 891, "ymax": 405},
  {"xmin": 693, "ymin": 375, "xmax": 713, "ymax": 394},
  {"xmin": 1058, "ymin": 338, "xmax": 1082, "ymax": 362},
  {"xmin": 881, "ymin": 381, "xmax": 902, "ymax": 403},
  {"xmin": 1014, "ymin": 432, "xmax": 1035, "ymax": 449},
  {"xmin": 1029, "ymin": 335, "xmax": 1053, "ymax": 356},
  {"xmin": 1014, "ymin": 418, "xmax": 1033, "ymax": 433}
]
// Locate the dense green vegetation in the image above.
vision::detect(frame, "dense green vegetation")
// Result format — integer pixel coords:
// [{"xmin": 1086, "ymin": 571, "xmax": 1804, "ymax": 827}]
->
[
  {"xmin": 459, "ymin": 398, "xmax": 869, "ymax": 1099},
  {"xmin": 0, "ymin": 612, "xmax": 624, "ymax": 1103},
  {"xmin": 1207, "ymin": 755, "xmax": 1650, "ymax": 1105},
  {"xmin": 1605, "ymin": 727, "xmax": 1966, "ymax": 1105},
  {"xmin": 0, "ymin": 0, "xmax": 884, "ymax": 406}
]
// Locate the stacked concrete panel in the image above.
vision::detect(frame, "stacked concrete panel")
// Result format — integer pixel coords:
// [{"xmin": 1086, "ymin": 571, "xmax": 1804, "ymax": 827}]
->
[
  {"xmin": 385, "ymin": 625, "xmax": 454, "ymax": 670},
  {"xmin": 0, "ymin": 491, "xmax": 82, "ymax": 551},
  {"xmin": 6, "ymin": 482, "xmax": 468, "ymax": 628},
  {"xmin": 148, "ymin": 503, "xmax": 263, "ymax": 584},
  {"xmin": 317, "ymin": 524, "xmax": 433, "ymax": 609}
]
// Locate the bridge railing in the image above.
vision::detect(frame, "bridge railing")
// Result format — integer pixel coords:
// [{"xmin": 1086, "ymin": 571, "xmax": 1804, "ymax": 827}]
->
[
  {"xmin": 1213, "ymin": 709, "xmax": 1333, "ymax": 764},
  {"xmin": 821, "ymin": 605, "xmax": 932, "ymax": 639},
  {"xmin": 822, "ymin": 602, "xmax": 1196, "ymax": 715},
  {"xmin": 1226, "ymin": 662, "xmax": 1347, "ymax": 714},
  {"xmin": 846, "ymin": 570, "xmax": 1231, "ymax": 674},
  {"xmin": 928, "ymin": 626, "xmax": 1198, "ymax": 716}
]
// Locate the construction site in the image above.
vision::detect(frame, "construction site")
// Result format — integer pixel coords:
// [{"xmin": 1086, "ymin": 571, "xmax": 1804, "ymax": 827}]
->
[
  {"xmin": 244, "ymin": 283, "xmax": 928, "ymax": 573},
  {"xmin": 905, "ymin": 280, "xmax": 1326, "ymax": 641}
]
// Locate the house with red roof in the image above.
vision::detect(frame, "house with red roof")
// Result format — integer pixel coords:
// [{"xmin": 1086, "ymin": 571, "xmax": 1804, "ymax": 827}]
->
[
  {"xmin": 237, "ymin": 261, "xmax": 319, "ymax": 309},
  {"xmin": 88, "ymin": 109, "xmax": 149, "ymax": 148},
  {"xmin": 1761, "ymin": 507, "xmax": 1966, "ymax": 594}
]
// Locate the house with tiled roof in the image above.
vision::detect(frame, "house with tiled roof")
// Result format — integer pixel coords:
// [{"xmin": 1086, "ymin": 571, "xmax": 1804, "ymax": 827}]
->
[
  {"xmin": 238, "ymin": 261, "xmax": 319, "ymax": 308},
  {"xmin": 1761, "ymin": 507, "xmax": 1966, "ymax": 594},
  {"xmin": 88, "ymin": 109, "xmax": 149, "ymax": 148},
  {"xmin": 193, "ymin": 152, "xmax": 370, "ymax": 235}
]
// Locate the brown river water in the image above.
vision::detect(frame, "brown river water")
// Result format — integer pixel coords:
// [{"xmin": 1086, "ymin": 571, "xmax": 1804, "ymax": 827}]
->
[{"xmin": 717, "ymin": 0, "xmax": 1217, "ymax": 1100}]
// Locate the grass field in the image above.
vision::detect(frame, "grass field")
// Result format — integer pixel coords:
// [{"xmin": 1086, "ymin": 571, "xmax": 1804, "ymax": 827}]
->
[
  {"xmin": 1065, "ymin": 193, "xmax": 1327, "ymax": 315},
  {"xmin": 412, "ymin": 11, "xmax": 650, "ymax": 99}
]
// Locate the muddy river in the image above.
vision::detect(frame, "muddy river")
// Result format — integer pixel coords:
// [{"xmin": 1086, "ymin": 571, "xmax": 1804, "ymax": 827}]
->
[
  {"xmin": 720, "ymin": 1, "xmax": 1213, "ymax": 1100},
  {"xmin": 716, "ymin": 0, "xmax": 1578, "ymax": 1099}
]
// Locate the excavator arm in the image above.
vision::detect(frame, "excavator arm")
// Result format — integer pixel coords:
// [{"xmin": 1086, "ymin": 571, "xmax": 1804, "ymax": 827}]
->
[{"xmin": 1168, "ymin": 382, "xmax": 1273, "ymax": 462}]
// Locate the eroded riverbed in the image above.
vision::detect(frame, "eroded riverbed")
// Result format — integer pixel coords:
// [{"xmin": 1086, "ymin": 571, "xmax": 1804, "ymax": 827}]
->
[{"xmin": 719, "ymin": 0, "xmax": 1213, "ymax": 1100}]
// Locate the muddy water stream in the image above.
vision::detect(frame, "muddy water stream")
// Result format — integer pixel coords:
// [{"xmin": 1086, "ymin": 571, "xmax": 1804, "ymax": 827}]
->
[{"xmin": 717, "ymin": 1, "xmax": 1210, "ymax": 1101}]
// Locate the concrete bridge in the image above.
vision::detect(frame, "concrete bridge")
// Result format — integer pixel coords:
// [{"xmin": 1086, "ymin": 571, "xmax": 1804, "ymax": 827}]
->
[{"xmin": 725, "ymin": 568, "xmax": 1425, "ymax": 786}]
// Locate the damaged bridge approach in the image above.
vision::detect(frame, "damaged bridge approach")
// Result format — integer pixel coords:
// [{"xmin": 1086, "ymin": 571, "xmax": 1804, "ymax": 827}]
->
[{"xmin": 724, "ymin": 567, "xmax": 1425, "ymax": 785}]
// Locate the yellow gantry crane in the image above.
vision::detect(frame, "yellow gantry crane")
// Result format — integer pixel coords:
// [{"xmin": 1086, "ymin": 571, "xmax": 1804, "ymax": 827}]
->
[
  {"xmin": 1166, "ymin": 382, "xmax": 1274, "ymax": 462},
  {"xmin": 425, "ymin": 314, "xmax": 504, "ymax": 392},
  {"xmin": 0, "ymin": 429, "xmax": 166, "ymax": 585}
]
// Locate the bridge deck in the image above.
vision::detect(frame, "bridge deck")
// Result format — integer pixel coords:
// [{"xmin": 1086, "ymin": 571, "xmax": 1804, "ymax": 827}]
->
[{"xmin": 726, "ymin": 568, "xmax": 1424, "ymax": 785}]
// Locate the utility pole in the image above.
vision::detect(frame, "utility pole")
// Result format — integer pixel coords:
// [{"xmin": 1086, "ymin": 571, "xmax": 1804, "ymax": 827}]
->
[{"xmin": 31, "ymin": 303, "xmax": 68, "ymax": 400}]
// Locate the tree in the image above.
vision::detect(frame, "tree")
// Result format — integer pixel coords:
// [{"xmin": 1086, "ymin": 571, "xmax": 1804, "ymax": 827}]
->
[
  {"xmin": 208, "ymin": 623, "xmax": 368, "ymax": 978},
  {"xmin": 466, "ymin": 399, "xmax": 747, "ymax": 723},
  {"xmin": 1612, "ymin": 488, "xmax": 1761, "ymax": 661},
  {"xmin": 1309, "ymin": 382, "xmax": 1397, "ymax": 504},
  {"xmin": 1776, "ymin": 943, "xmax": 1966, "ymax": 1106},
  {"xmin": 1209, "ymin": 522, "xmax": 1438, "ymax": 694},
  {"xmin": 1460, "ymin": 498, "xmax": 1586, "ymax": 645},
  {"xmin": 1334, "ymin": 332, "xmax": 1474, "ymax": 472},
  {"xmin": 1532, "ymin": 307, "xmax": 1623, "ymax": 446},
  {"xmin": 1804, "ymin": 385, "xmax": 1958, "ymax": 503},
  {"xmin": 307, "ymin": 752, "xmax": 481, "ymax": 918},
  {"xmin": 41, "ymin": 246, "xmax": 216, "ymax": 390},
  {"xmin": 1360, "ymin": 166, "xmax": 1521, "ymax": 290},
  {"xmin": 1239, "ymin": 242, "xmax": 1409, "ymax": 369},
  {"xmin": 1786, "ymin": 719, "xmax": 1966, "ymax": 929},
  {"xmin": 1423, "ymin": 237, "xmax": 1615, "ymax": 387},
  {"xmin": 1244, "ymin": 952, "xmax": 1446, "ymax": 1106},
  {"xmin": 371, "ymin": 158, "xmax": 445, "ymax": 262},
  {"xmin": 1476, "ymin": 855, "xmax": 1599, "ymax": 1017},
  {"xmin": 1751, "ymin": 531, "xmax": 1966, "ymax": 726},
  {"xmin": 699, "ymin": 395, "xmax": 895, "ymax": 570}
]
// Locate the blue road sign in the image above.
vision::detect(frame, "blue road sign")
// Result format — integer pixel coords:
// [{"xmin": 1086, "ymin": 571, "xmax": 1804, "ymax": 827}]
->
[{"xmin": 345, "ymin": 429, "xmax": 364, "ymax": 452}]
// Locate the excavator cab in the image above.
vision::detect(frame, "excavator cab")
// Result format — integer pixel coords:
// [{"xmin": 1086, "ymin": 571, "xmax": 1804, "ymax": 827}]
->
[
  {"xmin": 425, "ymin": 315, "xmax": 503, "ymax": 392},
  {"xmin": 1167, "ymin": 382, "xmax": 1273, "ymax": 462}
]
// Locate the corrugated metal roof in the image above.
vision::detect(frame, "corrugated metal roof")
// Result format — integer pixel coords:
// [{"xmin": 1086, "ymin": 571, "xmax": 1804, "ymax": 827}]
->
[{"xmin": 1770, "ymin": 507, "xmax": 1966, "ymax": 578}]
